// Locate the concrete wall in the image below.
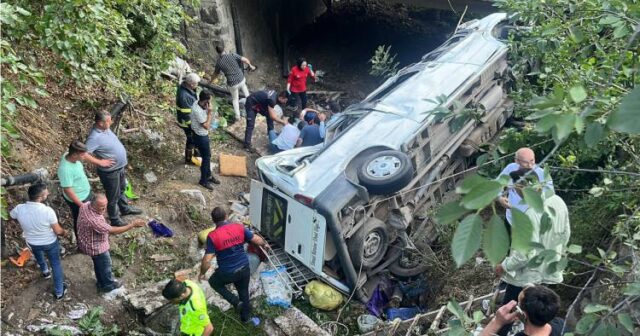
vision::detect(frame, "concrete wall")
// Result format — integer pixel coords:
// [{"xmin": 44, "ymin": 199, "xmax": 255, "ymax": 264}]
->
[{"xmin": 179, "ymin": 0, "xmax": 327, "ymax": 88}]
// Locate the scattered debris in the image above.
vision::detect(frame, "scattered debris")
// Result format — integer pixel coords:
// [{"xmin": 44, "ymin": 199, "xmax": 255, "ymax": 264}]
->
[
  {"xmin": 150, "ymin": 254, "xmax": 174, "ymax": 262},
  {"xmin": 229, "ymin": 202, "xmax": 248, "ymax": 216},
  {"xmin": 148, "ymin": 219, "xmax": 174, "ymax": 238},
  {"xmin": 274, "ymin": 307, "xmax": 331, "ymax": 336},
  {"xmin": 144, "ymin": 171, "xmax": 158, "ymax": 183},
  {"xmin": 358, "ymin": 314, "xmax": 382, "ymax": 333},
  {"xmin": 239, "ymin": 192, "xmax": 251, "ymax": 204},
  {"xmin": 305, "ymin": 280, "xmax": 343, "ymax": 311},
  {"xmin": 102, "ymin": 286, "xmax": 127, "ymax": 301},
  {"xmin": 26, "ymin": 324, "xmax": 82, "ymax": 335},
  {"xmin": 67, "ymin": 304, "xmax": 89, "ymax": 320},
  {"xmin": 180, "ymin": 189, "xmax": 206, "ymax": 209},
  {"xmin": 143, "ymin": 128, "xmax": 164, "ymax": 148}
]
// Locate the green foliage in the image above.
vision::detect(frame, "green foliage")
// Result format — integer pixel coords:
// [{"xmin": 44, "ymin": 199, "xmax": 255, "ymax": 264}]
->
[
  {"xmin": 482, "ymin": 215, "xmax": 510, "ymax": 264},
  {"xmin": 78, "ymin": 307, "xmax": 119, "ymax": 335},
  {"xmin": 442, "ymin": 0, "xmax": 640, "ymax": 334},
  {"xmin": 369, "ymin": 45, "xmax": 399, "ymax": 78},
  {"xmin": 427, "ymin": 94, "xmax": 486, "ymax": 133},
  {"xmin": 451, "ymin": 214, "xmax": 482, "ymax": 267}
]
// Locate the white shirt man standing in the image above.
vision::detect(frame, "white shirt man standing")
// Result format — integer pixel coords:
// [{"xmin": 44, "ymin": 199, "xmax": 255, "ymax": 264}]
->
[{"xmin": 10, "ymin": 183, "xmax": 67, "ymax": 300}]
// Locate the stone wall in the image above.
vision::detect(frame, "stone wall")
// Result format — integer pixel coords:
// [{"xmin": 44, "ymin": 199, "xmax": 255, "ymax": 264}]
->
[
  {"xmin": 178, "ymin": 0, "xmax": 236, "ymax": 72},
  {"xmin": 179, "ymin": 0, "xmax": 328, "ymax": 88}
]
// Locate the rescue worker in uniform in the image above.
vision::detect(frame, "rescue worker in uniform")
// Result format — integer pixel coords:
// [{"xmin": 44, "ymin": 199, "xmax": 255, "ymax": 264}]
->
[
  {"xmin": 176, "ymin": 73, "xmax": 201, "ymax": 164},
  {"xmin": 162, "ymin": 278, "xmax": 214, "ymax": 336},
  {"xmin": 199, "ymin": 207, "xmax": 268, "ymax": 324}
]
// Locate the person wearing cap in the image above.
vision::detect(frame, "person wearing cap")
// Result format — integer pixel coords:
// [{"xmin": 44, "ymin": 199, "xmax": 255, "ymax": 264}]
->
[
  {"xmin": 176, "ymin": 73, "xmax": 201, "ymax": 164},
  {"xmin": 296, "ymin": 110, "xmax": 326, "ymax": 147},
  {"xmin": 58, "ymin": 140, "xmax": 93, "ymax": 240},
  {"xmin": 162, "ymin": 278, "xmax": 213, "ymax": 336}
]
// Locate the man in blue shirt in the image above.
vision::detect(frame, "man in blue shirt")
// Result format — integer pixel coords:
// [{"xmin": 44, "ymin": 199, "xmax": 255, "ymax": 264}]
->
[
  {"xmin": 296, "ymin": 112, "xmax": 326, "ymax": 147},
  {"xmin": 199, "ymin": 207, "xmax": 267, "ymax": 323},
  {"xmin": 85, "ymin": 111, "xmax": 142, "ymax": 226},
  {"xmin": 497, "ymin": 147, "xmax": 554, "ymax": 224}
]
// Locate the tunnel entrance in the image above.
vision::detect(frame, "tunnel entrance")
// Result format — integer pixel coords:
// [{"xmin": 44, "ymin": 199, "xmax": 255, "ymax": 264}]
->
[{"xmin": 282, "ymin": 1, "xmax": 480, "ymax": 107}]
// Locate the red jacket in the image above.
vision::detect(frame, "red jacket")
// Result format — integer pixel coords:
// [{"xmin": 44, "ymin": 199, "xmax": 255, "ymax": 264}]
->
[{"xmin": 287, "ymin": 66, "xmax": 314, "ymax": 93}]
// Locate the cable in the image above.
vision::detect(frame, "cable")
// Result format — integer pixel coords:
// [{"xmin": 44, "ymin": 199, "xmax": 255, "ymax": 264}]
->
[{"xmin": 549, "ymin": 166, "xmax": 640, "ymax": 177}]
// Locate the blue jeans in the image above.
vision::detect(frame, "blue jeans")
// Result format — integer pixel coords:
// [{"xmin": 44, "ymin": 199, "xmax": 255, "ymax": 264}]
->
[
  {"xmin": 193, "ymin": 134, "xmax": 211, "ymax": 184},
  {"xmin": 29, "ymin": 240, "xmax": 64, "ymax": 296},
  {"xmin": 268, "ymin": 130, "xmax": 283, "ymax": 153},
  {"xmin": 91, "ymin": 251, "xmax": 117, "ymax": 292}
]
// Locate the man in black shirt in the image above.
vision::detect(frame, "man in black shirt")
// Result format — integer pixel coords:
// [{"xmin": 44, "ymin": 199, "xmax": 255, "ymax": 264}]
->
[
  {"xmin": 243, "ymin": 90, "xmax": 288, "ymax": 151},
  {"xmin": 480, "ymin": 285, "xmax": 566, "ymax": 336},
  {"xmin": 214, "ymin": 46, "xmax": 256, "ymax": 120}
]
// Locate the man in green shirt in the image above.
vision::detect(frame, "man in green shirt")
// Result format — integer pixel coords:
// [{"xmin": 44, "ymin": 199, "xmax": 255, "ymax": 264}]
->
[
  {"xmin": 162, "ymin": 278, "xmax": 214, "ymax": 336},
  {"xmin": 58, "ymin": 140, "xmax": 92, "ymax": 239}
]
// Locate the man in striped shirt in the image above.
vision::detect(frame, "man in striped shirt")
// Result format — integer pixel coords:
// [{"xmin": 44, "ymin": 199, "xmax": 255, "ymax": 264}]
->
[
  {"xmin": 77, "ymin": 194, "xmax": 145, "ymax": 293},
  {"xmin": 213, "ymin": 46, "xmax": 256, "ymax": 120}
]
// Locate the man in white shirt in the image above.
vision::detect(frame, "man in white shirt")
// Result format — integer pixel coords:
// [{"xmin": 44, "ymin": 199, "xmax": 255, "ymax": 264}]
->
[
  {"xmin": 268, "ymin": 116, "xmax": 300, "ymax": 153},
  {"xmin": 10, "ymin": 183, "xmax": 67, "ymax": 300},
  {"xmin": 497, "ymin": 148, "xmax": 554, "ymax": 224},
  {"xmin": 191, "ymin": 91, "xmax": 221, "ymax": 190}
]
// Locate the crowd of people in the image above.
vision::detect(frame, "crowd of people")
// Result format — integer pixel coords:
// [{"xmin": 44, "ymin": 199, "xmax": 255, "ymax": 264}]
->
[{"xmin": 7, "ymin": 39, "xmax": 574, "ymax": 335}]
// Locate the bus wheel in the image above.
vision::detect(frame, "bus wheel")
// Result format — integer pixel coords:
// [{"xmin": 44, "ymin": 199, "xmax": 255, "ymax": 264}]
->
[
  {"xmin": 388, "ymin": 248, "xmax": 430, "ymax": 279},
  {"xmin": 357, "ymin": 150, "xmax": 413, "ymax": 195},
  {"xmin": 348, "ymin": 218, "xmax": 389, "ymax": 269}
]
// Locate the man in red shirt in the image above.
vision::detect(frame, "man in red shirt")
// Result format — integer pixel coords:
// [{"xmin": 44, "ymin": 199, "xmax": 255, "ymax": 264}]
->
[
  {"xmin": 199, "ymin": 207, "xmax": 268, "ymax": 324},
  {"xmin": 286, "ymin": 57, "xmax": 317, "ymax": 111},
  {"xmin": 77, "ymin": 194, "xmax": 145, "ymax": 293}
]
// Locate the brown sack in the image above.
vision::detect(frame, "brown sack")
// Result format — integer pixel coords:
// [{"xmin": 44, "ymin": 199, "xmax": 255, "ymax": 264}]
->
[{"xmin": 219, "ymin": 154, "xmax": 248, "ymax": 177}]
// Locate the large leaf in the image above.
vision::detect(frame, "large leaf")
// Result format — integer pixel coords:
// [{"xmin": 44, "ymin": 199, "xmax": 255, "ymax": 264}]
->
[
  {"xmin": 436, "ymin": 201, "xmax": 469, "ymax": 225},
  {"xmin": 576, "ymin": 314, "xmax": 598, "ymax": 334},
  {"xmin": 456, "ymin": 174, "xmax": 486, "ymax": 194},
  {"xmin": 460, "ymin": 180, "xmax": 503, "ymax": 210},
  {"xmin": 617, "ymin": 313, "xmax": 634, "ymax": 333},
  {"xmin": 608, "ymin": 87, "xmax": 640, "ymax": 134},
  {"xmin": 522, "ymin": 187, "xmax": 544, "ymax": 212},
  {"xmin": 569, "ymin": 85, "xmax": 587, "ymax": 103},
  {"xmin": 583, "ymin": 304, "xmax": 610, "ymax": 314},
  {"xmin": 483, "ymin": 215, "xmax": 510, "ymax": 265},
  {"xmin": 584, "ymin": 122, "xmax": 605, "ymax": 148},
  {"xmin": 511, "ymin": 209, "xmax": 534, "ymax": 253},
  {"xmin": 552, "ymin": 114, "xmax": 576, "ymax": 143},
  {"xmin": 451, "ymin": 214, "xmax": 482, "ymax": 267}
]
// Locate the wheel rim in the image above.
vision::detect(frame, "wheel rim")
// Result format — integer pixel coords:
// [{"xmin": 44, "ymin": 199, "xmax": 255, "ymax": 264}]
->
[
  {"xmin": 366, "ymin": 155, "xmax": 402, "ymax": 178},
  {"xmin": 399, "ymin": 250, "xmax": 422, "ymax": 268},
  {"xmin": 363, "ymin": 231, "xmax": 383, "ymax": 259}
]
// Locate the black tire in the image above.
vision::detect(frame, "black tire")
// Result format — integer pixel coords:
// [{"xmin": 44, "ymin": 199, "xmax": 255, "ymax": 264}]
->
[
  {"xmin": 388, "ymin": 248, "xmax": 430, "ymax": 279},
  {"xmin": 357, "ymin": 150, "xmax": 413, "ymax": 195},
  {"xmin": 348, "ymin": 218, "xmax": 389, "ymax": 270}
]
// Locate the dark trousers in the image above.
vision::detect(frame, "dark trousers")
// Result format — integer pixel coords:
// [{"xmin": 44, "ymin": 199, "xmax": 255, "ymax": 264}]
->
[
  {"xmin": 64, "ymin": 193, "xmax": 93, "ymax": 239},
  {"xmin": 290, "ymin": 91, "xmax": 308, "ymax": 110},
  {"xmin": 209, "ymin": 266, "xmax": 251, "ymax": 322},
  {"xmin": 193, "ymin": 134, "xmax": 211, "ymax": 184},
  {"xmin": 91, "ymin": 251, "xmax": 117, "ymax": 292},
  {"xmin": 97, "ymin": 168, "xmax": 130, "ymax": 223},
  {"xmin": 181, "ymin": 126, "xmax": 196, "ymax": 162},
  {"xmin": 497, "ymin": 283, "xmax": 524, "ymax": 336},
  {"xmin": 244, "ymin": 105, "xmax": 274, "ymax": 148}
]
